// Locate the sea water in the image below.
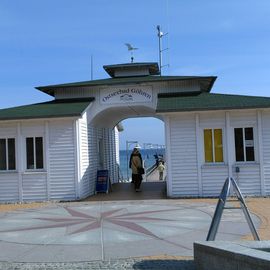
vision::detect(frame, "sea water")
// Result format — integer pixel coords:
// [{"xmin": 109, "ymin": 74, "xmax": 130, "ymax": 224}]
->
[{"xmin": 119, "ymin": 148, "xmax": 165, "ymax": 180}]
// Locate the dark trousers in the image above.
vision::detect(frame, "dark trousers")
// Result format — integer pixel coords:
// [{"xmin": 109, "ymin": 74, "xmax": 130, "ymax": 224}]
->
[{"xmin": 132, "ymin": 174, "xmax": 142, "ymax": 189}]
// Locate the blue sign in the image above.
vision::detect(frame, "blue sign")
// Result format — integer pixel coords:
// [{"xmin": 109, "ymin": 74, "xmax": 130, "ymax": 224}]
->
[{"xmin": 95, "ymin": 170, "xmax": 109, "ymax": 194}]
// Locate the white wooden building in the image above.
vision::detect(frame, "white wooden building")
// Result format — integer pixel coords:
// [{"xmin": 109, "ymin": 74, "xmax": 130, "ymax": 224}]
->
[{"xmin": 1, "ymin": 62, "xmax": 270, "ymax": 202}]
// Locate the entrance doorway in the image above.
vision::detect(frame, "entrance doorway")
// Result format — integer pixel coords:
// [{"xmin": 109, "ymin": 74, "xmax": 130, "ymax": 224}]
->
[
  {"xmin": 119, "ymin": 117, "xmax": 165, "ymax": 183},
  {"xmin": 88, "ymin": 117, "xmax": 166, "ymax": 201}
]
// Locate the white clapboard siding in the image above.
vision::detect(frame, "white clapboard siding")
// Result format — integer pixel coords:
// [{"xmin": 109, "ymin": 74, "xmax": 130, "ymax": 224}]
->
[
  {"xmin": 202, "ymin": 166, "xmax": 228, "ymax": 196},
  {"xmin": 79, "ymin": 116, "xmax": 90, "ymax": 198},
  {"xmin": 0, "ymin": 124, "xmax": 19, "ymax": 202},
  {"xmin": 49, "ymin": 121, "xmax": 76, "ymax": 200},
  {"xmin": 97, "ymin": 127, "xmax": 119, "ymax": 185},
  {"xmin": 199, "ymin": 112, "xmax": 225, "ymax": 127},
  {"xmin": 262, "ymin": 111, "xmax": 270, "ymax": 194},
  {"xmin": 169, "ymin": 114, "xmax": 199, "ymax": 196},
  {"xmin": 114, "ymin": 128, "xmax": 119, "ymax": 183},
  {"xmin": 102, "ymin": 128, "xmax": 109, "ymax": 171},
  {"xmin": 103, "ymin": 128, "xmax": 113, "ymax": 184},
  {"xmin": 230, "ymin": 110, "xmax": 257, "ymax": 127},
  {"xmin": 21, "ymin": 122, "xmax": 45, "ymax": 135},
  {"xmin": 232, "ymin": 165, "xmax": 261, "ymax": 195},
  {"xmin": 0, "ymin": 173, "xmax": 19, "ymax": 202},
  {"xmin": 0, "ymin": 123, "xmax": 17, "ymax": 137},
  {"xmin": 109, "ymin": 128, "xmax": 118, "ymax": 184},
  {"xmin": 115, "ymin": 127, "xmax": 120, "ymax": 165},
  {"xmin": 22, "ymin": 173, "xmax": 47, "ymax": 201},
  {"xmin": 88, "ymin": 125, "xmax": 99, "ymax": 195}
]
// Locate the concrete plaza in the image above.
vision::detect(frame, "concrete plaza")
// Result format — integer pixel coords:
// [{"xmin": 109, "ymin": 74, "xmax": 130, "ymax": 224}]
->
[{"xmin": 0, "ymin": 193, "xmax": 261, "ymax": 268}]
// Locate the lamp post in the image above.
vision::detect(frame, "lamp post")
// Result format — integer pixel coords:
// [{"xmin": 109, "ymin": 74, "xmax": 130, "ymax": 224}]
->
[{"xmin": 126, "ymin": 140, "xmax": 138, "ymax": 181}]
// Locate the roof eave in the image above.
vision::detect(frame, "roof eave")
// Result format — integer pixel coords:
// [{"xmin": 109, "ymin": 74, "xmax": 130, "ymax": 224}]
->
[
  {"xmin": 204, "ymin": 76, "xmax": 217, "ymax": 92},
  {"xmin": 0, "ymin": 114, "xmax": 83, "ymax": 122},
  {"xmin": 156, "ymin": 105, "xmax": 270, "ymax": 113},
  {"xmin": 36, "ymin": 75, "xmax": 217, "ymax": 97}
]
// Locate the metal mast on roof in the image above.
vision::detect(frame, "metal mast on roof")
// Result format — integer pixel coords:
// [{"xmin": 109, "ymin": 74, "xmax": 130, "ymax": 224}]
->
[
  {"xmin": 157, "ymin": 25, "xmax": 169, "ymax": 76},
  {"xmin": 91, "ymin": 55, "xmax": 93, "ymax": 80}
]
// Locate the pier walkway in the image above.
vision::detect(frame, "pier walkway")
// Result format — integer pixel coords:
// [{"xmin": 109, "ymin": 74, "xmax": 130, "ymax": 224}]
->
[{"xmin": 145, "ymin": 166, "xmax": 166, "ymax": 182}]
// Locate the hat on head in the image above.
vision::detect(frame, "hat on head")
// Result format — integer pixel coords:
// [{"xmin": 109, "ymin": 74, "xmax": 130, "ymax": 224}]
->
[{"xmin": 134, "ymin": 143, "xmax": 141, "ymax": 149}]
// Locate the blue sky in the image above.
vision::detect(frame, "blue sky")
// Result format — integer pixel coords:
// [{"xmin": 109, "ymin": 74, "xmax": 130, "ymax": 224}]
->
[{"xmin": 1, "ymin": 1, "xmax": 270, "ymax": 149}]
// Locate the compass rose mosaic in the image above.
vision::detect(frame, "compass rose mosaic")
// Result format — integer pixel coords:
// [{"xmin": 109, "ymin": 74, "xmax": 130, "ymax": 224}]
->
[
  {"xmin": 0, "ymin": 202, "xmax": 260, "ymax": 262},
  {"xmin": 0, "ymin": 203, "xmax": 213, "ymax": 246}
]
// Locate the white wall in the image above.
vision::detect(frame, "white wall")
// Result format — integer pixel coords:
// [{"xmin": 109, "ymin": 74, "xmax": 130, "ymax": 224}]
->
[
  {"xmin": 22, "ymin": 173, "xmax": 47, "ymax": 201},
  {"xmin": 0, "ymin": 119, "xmax": 78, "ymax": 202},
  {"xmin": 0, "ymin": 124, "xmax": 19, "ymax": 202},
  {"xmin": 115, "ymin": 127, "xmax": 120, "ymax": 180},
  {"xmin": 262, "ymin": 111, "xmax": 270, "ymax": 195},
  {"xmin": 166, "ymin": 109, "xmax": 265, "ymax": 197},
  {"xmin": 167, "ymin": 114, "xmax": 199, "ymax": 197},
  {"xmin": 78, "ymin": 113, "xmax": 91, "ymax": 199},
  {"xmin": 0, "ymin": 173, "xmax": 19, "ymax": 202},
  {"xmin": 102, "ymin": 127, "xmax": 118, "ymax": 184},
  {"xmin": 87, "ymin": 125, "xmax": 100, "ymax": 195},
  {"xmin": 48, "ymin": 119, "xmax": 77, "ymax": 200}
]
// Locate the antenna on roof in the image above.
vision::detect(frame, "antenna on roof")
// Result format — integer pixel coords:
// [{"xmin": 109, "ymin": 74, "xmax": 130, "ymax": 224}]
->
[
  {"xmin": 157, "ymin": 25, "xmax": 169, "ymax": 76},
  {"xmin": 125, "ymin": 43, "xmax": 138, "ymax": 63},
  {"xmin": 91, "ymin": 55, "xmax": 93, "ymax": 80}
]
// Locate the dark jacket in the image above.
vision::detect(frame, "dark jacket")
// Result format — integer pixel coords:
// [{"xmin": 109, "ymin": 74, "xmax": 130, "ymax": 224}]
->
[{"xmin": 129, "ymin": 150, "xmax": 143, "ymax": 174}]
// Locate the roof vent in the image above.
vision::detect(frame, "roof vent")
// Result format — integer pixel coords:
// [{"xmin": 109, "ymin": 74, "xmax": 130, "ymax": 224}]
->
[{"xmin": 103, "ymin": 62, "xmax": 160, "ymax": 78}]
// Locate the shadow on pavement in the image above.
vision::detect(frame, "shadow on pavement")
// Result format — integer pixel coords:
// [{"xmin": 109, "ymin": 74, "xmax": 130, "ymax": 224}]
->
[{"xmin": 132, "ymin": 259, "xmax": 195, "ymax": 270}]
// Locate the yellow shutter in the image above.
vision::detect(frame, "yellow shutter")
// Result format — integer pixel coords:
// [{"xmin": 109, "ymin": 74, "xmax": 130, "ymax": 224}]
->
[
  {"xmin": 204, "ymin": 129, "xmax": 213, "ymax": 162},
  {"xmin": 214, "ymin": 129, "xmax": 223, "ymax": 162}
]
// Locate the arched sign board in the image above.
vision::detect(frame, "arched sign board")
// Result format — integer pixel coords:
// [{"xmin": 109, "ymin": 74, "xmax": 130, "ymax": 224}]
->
[
  {"xmin": 100, "ymin": 86, "xmax": 153, "ymax": 104},
  {"xmin": 95, "ymin": 170, "xmax": 110, "ymax": 194}
]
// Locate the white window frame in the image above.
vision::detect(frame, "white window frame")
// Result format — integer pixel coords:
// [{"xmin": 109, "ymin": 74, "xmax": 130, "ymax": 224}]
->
[
  {"xmin": 203, "ymin": 128, "xmax": 225, "ymax": 164},
  {"xmin": 0, "ymin": 137, "xmax": 16, "ymax": 171},
  {"xmin": 234, "ymin": 127, "xmax": 256, "ymax": 163},
  {"xmin": 25, "ymin": 136, "xmax": 45, "ymax": 171}
]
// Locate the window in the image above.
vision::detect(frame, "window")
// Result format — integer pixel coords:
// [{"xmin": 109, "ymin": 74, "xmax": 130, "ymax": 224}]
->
[
  {"xmin": 26, "ymin": 137, "xmax": 44, "ymax": 169},
  {"xmin": 234, "ymin": 127, "xmax": 255, "ymax": 162},
  {"xmin": 0, "ymin": 138, "xmax": 16, "ymax": 171},
  {"xmin": 204, "ymin": 129, "xmax": 223, "ymax": 163}
]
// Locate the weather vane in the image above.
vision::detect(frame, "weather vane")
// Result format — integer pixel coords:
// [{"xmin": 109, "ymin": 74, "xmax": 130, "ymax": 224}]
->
[{"xmin": 125, "ymin": 43, "xmax": 138, "ymax": 63}]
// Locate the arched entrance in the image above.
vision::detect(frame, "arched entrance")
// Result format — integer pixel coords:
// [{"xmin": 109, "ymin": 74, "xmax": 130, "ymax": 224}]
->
[{"xmin": 88, "ymin": 104, "xmax": 167, "ymax": 199}]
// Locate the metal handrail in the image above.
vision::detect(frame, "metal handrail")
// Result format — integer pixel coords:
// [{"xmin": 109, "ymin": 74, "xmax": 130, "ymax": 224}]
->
[
  {"xmin": 206, "ymin": 177, "xmax": 260, "ymax": 241},
  {"xmin": 146, "ymin": 163, "xmax": 157, "ymax": 176}
]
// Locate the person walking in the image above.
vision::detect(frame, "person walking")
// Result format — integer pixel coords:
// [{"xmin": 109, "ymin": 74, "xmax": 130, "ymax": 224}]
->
[
  {"xmin": 157, "ymin": 161, "xmax": 165, "ymax": 181},
  {"xmin": 129, "ymin": 146, "xmax": 144, "ymax": 192}
]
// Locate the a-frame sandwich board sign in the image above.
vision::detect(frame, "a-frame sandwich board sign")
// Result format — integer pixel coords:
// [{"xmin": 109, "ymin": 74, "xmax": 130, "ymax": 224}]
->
[{"xmin": 206, "ymin": 177, "xmax": 260, "ymax": 241}]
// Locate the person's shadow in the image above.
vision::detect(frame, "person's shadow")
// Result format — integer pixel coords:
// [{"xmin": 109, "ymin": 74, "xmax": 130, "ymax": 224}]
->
[{"xmin": 132, "ymin": 259, "xmax": 195, "ymax": 270}]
